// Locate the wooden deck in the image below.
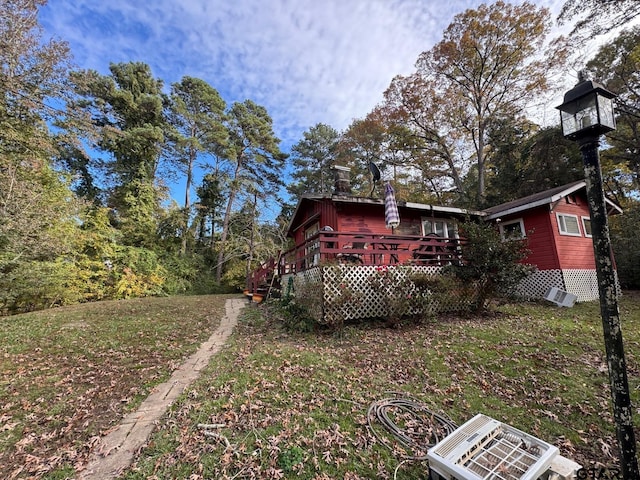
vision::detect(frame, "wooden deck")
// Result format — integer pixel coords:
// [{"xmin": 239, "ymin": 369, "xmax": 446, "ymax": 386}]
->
[
  {"xmin": 279, "ymin": 231, "xmax": 463, "ymax": 274},
  {"xmin": 247, "ymin": 232, "xmax": 465, "ymax": 299}
]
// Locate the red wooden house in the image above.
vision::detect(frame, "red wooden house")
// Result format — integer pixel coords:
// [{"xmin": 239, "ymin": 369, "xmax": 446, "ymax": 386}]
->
[
  {"xmin": 283, "ymin": 193, "xmax": 481, "ymax": 271},
  {"xmin": 248, "ymin": 171, "xmax": 621, "ymax": 320},
  {"xmin": 484, "ymin": 180, "xmax": 622, "ymax": 302}
]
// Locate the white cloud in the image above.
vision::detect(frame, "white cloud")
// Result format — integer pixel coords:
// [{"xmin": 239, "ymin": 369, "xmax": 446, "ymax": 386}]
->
[
  {"xmin": 39, "ymin": 0, "xmax": 489, "ymax": 147},
  {"xmin": 38, "ymin": 0, "xmax": 575, "ymax": 205}
]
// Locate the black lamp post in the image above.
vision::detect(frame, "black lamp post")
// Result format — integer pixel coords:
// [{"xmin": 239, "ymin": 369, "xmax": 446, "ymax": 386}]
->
[{"xmin": 557, "ymin": 73, "xmax": 639, "ymax": 479}]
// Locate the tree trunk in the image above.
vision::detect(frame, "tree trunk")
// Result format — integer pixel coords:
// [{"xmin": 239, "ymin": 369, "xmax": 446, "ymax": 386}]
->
[
  {"xmin": 245, "ymin": 192, "xmax": 257, "ymax": 291},
  {"xmin": 476, "ymin": 121, "xmax": 486, "ymax": 203},
  {"xmin": 580, "ymin": 136, "xmax": 639, "ymax": 480},
  {"xmin": 215, "ymin": 161, "xmax": 242, "ymax": 284},
  {"xmin": 181, "ymin": 147, "xmax": 195, "ymax": 255},
  {"xmin": 436, "ymin": 138, "xmax": 464, "ymax": 194}
]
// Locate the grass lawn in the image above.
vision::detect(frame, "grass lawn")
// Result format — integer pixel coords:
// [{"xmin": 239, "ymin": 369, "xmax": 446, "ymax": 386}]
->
[
  {"xmin": 0, "ymin": 294, "xmax": 229, "ymax": 479},
  {"xmin": 120, "ymin": 294, "xmax": 640, "ymax": 480},
  {"xmin": 2, "ymin": 293, "xmax": 639, "ymax": 479}
]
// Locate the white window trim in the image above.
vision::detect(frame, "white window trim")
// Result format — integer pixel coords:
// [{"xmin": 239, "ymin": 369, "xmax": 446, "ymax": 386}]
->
[
  {"xmin": 556, "ymin": 213, "xmax": 582, "ymax": 237},
  {"xmin": 498, "ymin": 218, "xmax": 525, "ymax": 241},
  {"xmin": 421, "ymin": 218, "xmax": 458, "ymax": 238},
  {"xmin": 305, "ymin": 222, "xmax": 320, "ymax": 266},
  {"xmin": 581, "ymin": 216, "xmax": 592, "ymax": 238}
]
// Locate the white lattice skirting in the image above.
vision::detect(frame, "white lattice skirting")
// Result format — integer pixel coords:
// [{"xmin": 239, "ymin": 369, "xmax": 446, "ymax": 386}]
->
[
  {"xmin": 514, "ymin": 270, "xmax": 565, "ymax": 301},
  {"xmin": 284, "ymin": 266, "xmax": 618, "ymax": 323},
  {"xmin": 283, "ymin": 268, "xmax": 324, "ymax": 321},
  {"xmin": 561, "ymin": 269, "xmax": 600, "ymax": 302},
  {"xmin": 514, "ymin": 268, "xmax": 615, "ymax": 302},
  {"xmin": 285, "ymin": 265, "xmax": 479, "ymax": 324}
]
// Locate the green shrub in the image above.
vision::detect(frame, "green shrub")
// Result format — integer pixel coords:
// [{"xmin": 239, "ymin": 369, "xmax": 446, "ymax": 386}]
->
[
  {"xmin": 409, "ymin": 271, "xmax": 475, "ymax": 316},
  {"xmin": 278, "ymin": 296, "xmax": 316, "ymax": 333},
  {"xmin": 445, "ymin": 219, "xmax": 533, "ymax": 311},
  {"xmin": 368, "ymin": 265, "xmax": 416, "ymax": 326},
  {"xmin": 158, "ymin": 252, "xmax": 203, "ymax": 295},
  {"xmin": 107, "ymin": 246, "xmax": 168, "ymax": 299},
  {"xmin": 0, "ymin": 259, "xmax": 84, "ymax": 314}
]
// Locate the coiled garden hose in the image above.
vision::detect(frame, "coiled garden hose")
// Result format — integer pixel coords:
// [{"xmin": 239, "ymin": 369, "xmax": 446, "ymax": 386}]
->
[{"xmin": 366, "ymin": 394, "xmax": 458, "ymax": 461}]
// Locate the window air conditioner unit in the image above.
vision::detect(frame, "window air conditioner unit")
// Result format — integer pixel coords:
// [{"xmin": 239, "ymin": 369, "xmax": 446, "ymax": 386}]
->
[
  {"xmin": 427, "ymin": 414, "xmax": 559, "ymax": 480},
  {"xmin": 544, "ymin": 287, "xmax": 577, "ymax": 308}
]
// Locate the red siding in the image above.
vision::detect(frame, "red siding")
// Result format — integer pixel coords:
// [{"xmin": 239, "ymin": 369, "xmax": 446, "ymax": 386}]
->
[
  {"xmin": 291, "ymin": 199, "xmax": 331, "ymax": 245},
  {"xmin": 550, "ymin": 196, "xmax": 595, "ymax": 270},
  {"xmin": 501, "ymin": 193, "xmax": 596, "ymax": 270},
  {"xmin": 291, "ymin": 198, "xmax": 449, "ymax": 241},
  {"xmin": 336, "ymin": 203, "xmax": 383, "ymax": 233},
  {"xmin": 288, "ymin": 190, "xmax": 600, "ymax": 272},
  {"xmin": 335, "ymin": 203, "xmax": 434, "ymax": 236},
  {"xmin": 525, "ymin": 207, "xmax": 559, "ymax": 270},
  {"xmin": 319, "ymin": 198, "xmax": 338, "ymax": 231}
]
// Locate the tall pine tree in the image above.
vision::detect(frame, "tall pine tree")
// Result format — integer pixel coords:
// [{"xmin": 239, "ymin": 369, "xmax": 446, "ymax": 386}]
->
[
  {"xmin": 166, "ymin": 76, "xmax": 227, "ymax": 254},
  {"xmin": 215, "ymin": 100, "xmax": 286, "ymax": 283},
  {"xmin": 70, "ymin": 62, "xmax": 167, "ymax": 247}
]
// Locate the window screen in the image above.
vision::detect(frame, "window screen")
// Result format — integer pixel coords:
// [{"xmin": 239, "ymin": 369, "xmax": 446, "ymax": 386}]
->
[
  {"xmin": 582, "ymin": 217, "xmax": 592, "ymax": 237},
  {"xmin": 556, "ymin": 214, "xmax": 581, "ymax": 236},
  {"xmin": 499, "ymin": 219, "xmax": 525, "ymax": 240}
]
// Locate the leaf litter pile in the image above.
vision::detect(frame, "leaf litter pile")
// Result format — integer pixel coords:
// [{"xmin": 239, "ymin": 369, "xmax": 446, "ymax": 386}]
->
[
  {"xmin": 0, "ymin": 295, "xmax": 227, "ymax": 479},
  {"xmin": 122, "ymin": 296, "xmax": 640, "ymax": 479}
]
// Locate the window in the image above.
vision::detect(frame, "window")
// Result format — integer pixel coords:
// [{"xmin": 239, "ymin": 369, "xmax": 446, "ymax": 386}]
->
[
  {"xmin": 556, "ymin": 213, "xmax": 581, "ymax": 236},
  {"xmin": 582, "ymin": 216, "xmax": 592, "ymax": 237},
  {"xmin": 421, "ymin": 218, "xmax": 457, "ymax": 238},
  {"xmin": 499, "ymin": 218, "xmax": 525, "ymax": 240},
  {"xmin": 305, "ymin": 223, "xmax": 320, "ymax": 266}
]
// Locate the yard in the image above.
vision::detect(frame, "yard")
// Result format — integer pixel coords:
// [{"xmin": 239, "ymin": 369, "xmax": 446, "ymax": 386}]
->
[
  {"xmin": 124, "ymin": 294, "xmax": 640, "ymax": 479},
  {"xmin": 1, "ymin": 293, "xmax": 639, "ymax": 479},
  {"xmin": 0, "ymin": 295, "xmax": 230, "ymax": 479}
]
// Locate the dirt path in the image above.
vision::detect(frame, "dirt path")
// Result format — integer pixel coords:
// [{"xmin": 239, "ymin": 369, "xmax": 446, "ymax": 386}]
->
[{"xmin": 78, "ymin": 297, "xmax": 245, "ymax": 479}]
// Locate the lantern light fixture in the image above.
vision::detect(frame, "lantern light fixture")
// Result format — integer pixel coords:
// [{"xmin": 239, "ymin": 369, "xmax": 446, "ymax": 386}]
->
[{"xmin": 556, "ymin": 71, "xmax": 616, "ymax": 141}]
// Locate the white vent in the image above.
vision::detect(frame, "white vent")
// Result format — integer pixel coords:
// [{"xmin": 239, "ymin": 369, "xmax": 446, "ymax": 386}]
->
[
  {"xmin": 544, "ymin": 287, "xmax": 577, "ymax": 307},
  {"xmin": 427, "ymin": 414, "xmax": 559, "ymax": 480}
]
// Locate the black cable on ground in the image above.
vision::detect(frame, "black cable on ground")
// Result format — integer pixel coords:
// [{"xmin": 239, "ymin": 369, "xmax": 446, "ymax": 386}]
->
[{"xmin": 366, "ymin": 393, "xmax": 458, "ymax": 461}]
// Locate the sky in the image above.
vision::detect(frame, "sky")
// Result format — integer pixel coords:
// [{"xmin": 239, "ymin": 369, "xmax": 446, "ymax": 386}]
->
[{"xmin": 38, "ymin": 0, "xmax": 574, "ymax": 210}]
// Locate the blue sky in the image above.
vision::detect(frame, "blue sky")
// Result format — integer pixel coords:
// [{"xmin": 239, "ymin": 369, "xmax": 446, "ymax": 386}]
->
[{"xmin": 39, "ymin": 0, "xmax": 569, "ymax": 211}]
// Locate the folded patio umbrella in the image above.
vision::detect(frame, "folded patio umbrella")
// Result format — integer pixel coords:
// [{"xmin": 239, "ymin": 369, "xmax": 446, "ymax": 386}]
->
[{"xmin": 385, "ymin": 182, "xmax": 400, "ymax": 232}]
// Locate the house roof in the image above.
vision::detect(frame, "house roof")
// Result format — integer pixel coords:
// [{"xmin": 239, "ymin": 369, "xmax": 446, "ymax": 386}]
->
[
  {"xmin": 483, "ymin": 180, "xmax": 623, "ymax": 220},
  {"xmin": 287, "ymin": 181, "xmax": 624, "ymax": 236},
  {"xmin": 286, "ymin": 193, "xmax": 485, "ymax": 237}
]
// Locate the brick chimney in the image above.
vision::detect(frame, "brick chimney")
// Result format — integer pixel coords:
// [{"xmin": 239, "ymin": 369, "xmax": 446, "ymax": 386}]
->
[{"xmin": 332, "ymin": 165, "xmax": 351, "ymax": 195}]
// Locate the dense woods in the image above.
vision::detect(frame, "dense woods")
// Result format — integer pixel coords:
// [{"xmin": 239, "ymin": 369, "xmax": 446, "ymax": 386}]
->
[{"xmin": 1, "ymin": 0, "xmax": 639, "ymax": 314}]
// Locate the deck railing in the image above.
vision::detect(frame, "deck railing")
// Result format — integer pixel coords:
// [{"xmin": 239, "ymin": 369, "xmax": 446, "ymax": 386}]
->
[
  {"xmin": 279, "ymin": 231, "xmax": 464, "ymax": 275},
  {"xmin": 248, "ymin": 255, "xmax": 278, "ymax": 296}
]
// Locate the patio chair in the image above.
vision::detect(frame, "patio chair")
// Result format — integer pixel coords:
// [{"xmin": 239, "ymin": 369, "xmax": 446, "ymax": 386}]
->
[
  {"xmin": 412, "ymin": 233, "xmax": 446, "ymax": 265},
  {"xmin": 321, "ymin": 225, "xmax": 336, "ymax": 250},
  {"xmin": 337, "ymin": 240, "xmax": 367, "ymax": 264}
]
